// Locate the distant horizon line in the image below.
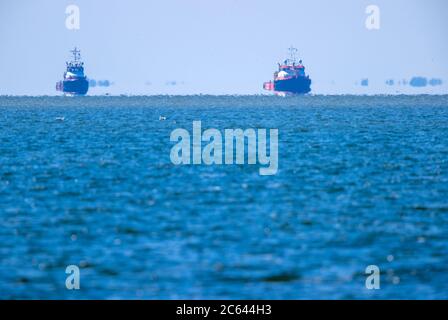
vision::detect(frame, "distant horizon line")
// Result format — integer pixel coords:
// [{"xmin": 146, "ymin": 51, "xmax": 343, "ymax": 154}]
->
[{"xmin": 1, "ymin": 93, "xmax": 448, "ymax": 98}]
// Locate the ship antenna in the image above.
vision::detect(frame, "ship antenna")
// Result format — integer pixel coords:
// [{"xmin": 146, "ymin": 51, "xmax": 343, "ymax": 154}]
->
[
  {"xmin": 70, "ymin": 47, "xmax": 81, "ymax": 62},
  {"xmin": 288, "ymin": 46, "xmax": 298, "ymax": 64}
]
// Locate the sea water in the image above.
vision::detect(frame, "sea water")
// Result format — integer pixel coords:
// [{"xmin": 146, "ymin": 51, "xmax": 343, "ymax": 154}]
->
[{"xmin": 0, "ymin": 95, "xmax": 447, "ymax": 299}]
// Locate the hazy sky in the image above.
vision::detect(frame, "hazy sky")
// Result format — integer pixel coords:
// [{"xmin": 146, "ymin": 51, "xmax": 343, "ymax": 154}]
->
[{"xmin": 0, "ymin": 0, "xmax": 447, "ymax": 95}]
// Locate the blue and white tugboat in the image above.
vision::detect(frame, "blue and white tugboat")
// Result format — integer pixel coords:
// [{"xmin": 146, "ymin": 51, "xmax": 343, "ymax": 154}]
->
[
  {"xmin": 263, "ymin": 47, "xmax": 311, "ymax": 95},
  {"xmin": 56, "ymin": 48, "xmax": 89, "ymax": 96}
]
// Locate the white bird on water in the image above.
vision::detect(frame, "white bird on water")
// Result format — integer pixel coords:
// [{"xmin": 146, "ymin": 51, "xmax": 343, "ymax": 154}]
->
[{"xmin": 159, "ymin": 115, "xmax": 167, "ymax": 121}]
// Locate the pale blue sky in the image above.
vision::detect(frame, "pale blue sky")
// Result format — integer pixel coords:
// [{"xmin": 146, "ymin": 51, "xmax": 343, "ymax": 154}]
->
[{"xmin": 0, "ymin": 0, "xmax": 447, "ymax": 95}]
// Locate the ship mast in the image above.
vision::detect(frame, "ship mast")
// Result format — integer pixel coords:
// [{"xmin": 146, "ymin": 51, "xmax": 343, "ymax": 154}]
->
[
  {"xmin": 288, "ymin": 46, "xmax": 298, "ymax": 65},
  {"xmin": 70, "ymin": 47, "xmax": 81, "ymax": 62}
]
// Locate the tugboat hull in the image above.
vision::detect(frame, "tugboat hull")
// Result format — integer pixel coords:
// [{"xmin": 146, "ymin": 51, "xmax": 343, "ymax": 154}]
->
[
  {"xmin": 56, "ymin": 78, "xmax": 89, "ymax": 96},
  {"xmin": 274, "ymin": 77, "xmax": 311, "ymax": 94}
]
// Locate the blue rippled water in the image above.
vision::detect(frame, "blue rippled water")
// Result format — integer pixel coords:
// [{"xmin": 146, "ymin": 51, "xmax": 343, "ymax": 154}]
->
[{"xmin": 0, "ymin": 95, "xmax": 447, "ymax": 299}]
